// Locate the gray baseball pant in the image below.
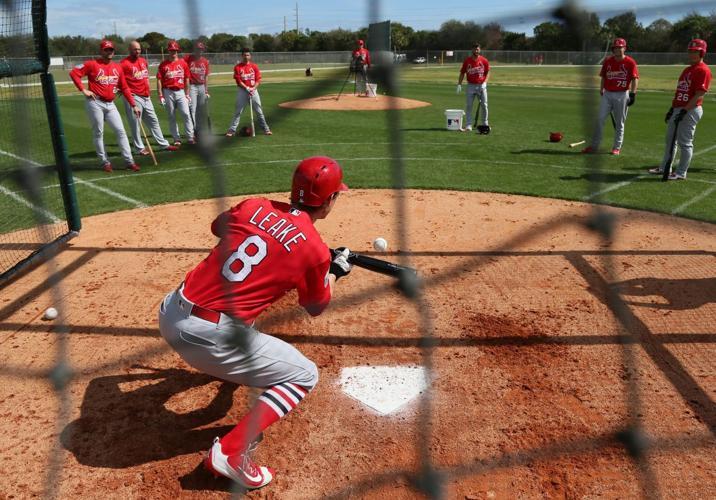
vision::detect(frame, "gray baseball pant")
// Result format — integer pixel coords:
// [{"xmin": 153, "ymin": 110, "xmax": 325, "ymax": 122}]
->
[
  {"xmin": 590, "ymin": 91, "xmax": 629, "ymax": 150},
  {"xmin": 189, "ymin": 84, "xmax": 208, "ymax": 131},
  {"xmin": 85, "ymin": 98, "xmax": 134, "ymax": 167},
  {"xmin": 228, "ymin": 89, "xmax": 270, "ymax": 133},
  {"xmin": 162, "ymin": 88, "xmax": 195, "ymax": 142},
  {"xmin": 466, "ymin": 83, "xmax": 489, "ymax": 127},
  {"xmin": 158, "ymin": 287, "xmax": 318, "ymax": 389},
  {"xmin": 661, "ymin": 106, "xmax": 703, "ymax": 177},
  {"xmin": 123, "ymin": 94, "xmax": 170, "ymax": 151}
]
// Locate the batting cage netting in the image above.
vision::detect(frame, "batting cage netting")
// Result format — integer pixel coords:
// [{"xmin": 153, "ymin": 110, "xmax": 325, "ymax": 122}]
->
[
  {"xmin": 0, "ymin": 0, "xmax": 79, "ymax": 283},
  {"xmin": 0, "ymin": 0, "xmax": 714, "ymax": 498}
]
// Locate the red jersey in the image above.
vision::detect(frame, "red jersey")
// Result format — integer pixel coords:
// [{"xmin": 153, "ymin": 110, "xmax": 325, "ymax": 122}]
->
[
  {"xmin": 183, "ymin": 198, "xmax": 332, "ymax": 323},
  {"xmin": 672, "ymin": 61, "xmax": 712, "ymax": 108},
  {"xmin": 157, "ymin": 59, "xmax": 190, "ymax": 90},
  {"xmin": 600, "ymin": 56, "xmax": 639, "ymax": 92},
  {"xmin": 183, "ymin": 54, "xmax": 210, "ymax": 85},
  {"xmin": 120, "ymin": 56, "xmax": 150, "ymax": 97},
  {"xmin": 460, "ymin": 55, "xmax": 489, "ymax": 84},
  {"xmin": 351, "ymin": 47, "xmax": 371, "ymax": 67},
  {"xmin": 233, "ymin": 62, "xmax": 261, "ymax": 88},
  {"xmin": 69, "ymin": 58, "xmax": 135, "ymax": 106}
]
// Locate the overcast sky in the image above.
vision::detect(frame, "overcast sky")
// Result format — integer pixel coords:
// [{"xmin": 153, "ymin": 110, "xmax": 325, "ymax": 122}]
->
[{"xmin": 46, "ymin": 0, "xmax": 712, "ymax": 39}]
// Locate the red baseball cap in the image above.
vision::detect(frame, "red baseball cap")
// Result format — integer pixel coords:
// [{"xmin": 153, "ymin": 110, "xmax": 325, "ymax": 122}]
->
[
  {"xmin": 612, "ymin": 38, "xmax": 626, "ymax": 49},
  {"xmin": 688, "ymin": 39, "xmax": 707, "ymax": 57},
  {"xmin": 100, "ymin": 40, "xmax": 115, "ymax": 51},
  {"xmin": 195, "ymin": 41, "xmax": 206, "ymax": 51},
  {"xmin": 357, "ymin": 39, "xmax": 364, "ymax": 45}
]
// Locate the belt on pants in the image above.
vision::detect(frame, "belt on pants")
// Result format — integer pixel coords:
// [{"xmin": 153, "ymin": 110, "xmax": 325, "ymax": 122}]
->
[{"xmin": 188, "ymin": 303, "xmax": 221, "ymax": 324}]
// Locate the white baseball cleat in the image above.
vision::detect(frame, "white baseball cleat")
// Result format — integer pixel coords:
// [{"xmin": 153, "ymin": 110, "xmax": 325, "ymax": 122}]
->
[
  {"xmin": 204, "ymin": 437, "xmax": 274, "ymax": 490},
  {"xmin": 463, "ymin": 125, "xmax": 472, "ymax": 132}
]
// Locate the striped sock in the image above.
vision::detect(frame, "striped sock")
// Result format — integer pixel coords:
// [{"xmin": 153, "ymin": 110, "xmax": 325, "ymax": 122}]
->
[{"xmin": 220, "ymin": 383, "xmax": 308, "ymax": 455}]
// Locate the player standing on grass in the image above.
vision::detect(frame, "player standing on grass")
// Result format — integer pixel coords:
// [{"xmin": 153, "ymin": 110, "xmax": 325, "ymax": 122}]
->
[
  {"xmin": 649, "ymin": 39, "xmax": 712, "ymax": 180},
  {"xmin": 582, "ymin": 38, "xmax": 639, "ymax": 156},
  {"xmin": 158, "ymin": 156, "xmax": 351, "ymax": 490},
  {"xmin": 226, "ymin": 48, "xmax": 272, "ymax": 137},
  {"xmin": 120, "ymin": 41, "xmax": 178, "ymax": 156},
  {"xmin": 157, "ymin": 40, "xmax": 195, "ymax": 145},
  {"xmin": 351, "ymin": 39, "xmax": 371, "ymax": 95},
  {"xmin": 69, "ymin": 40, "xmax": 141, "ymax": 173},
  {"xmin": 184, "ymin": 41, "xmax": 211, "ymax": 139},
  {"xmin": 457, "ymin": 43, "xmax": 490, "ymax": 133}
]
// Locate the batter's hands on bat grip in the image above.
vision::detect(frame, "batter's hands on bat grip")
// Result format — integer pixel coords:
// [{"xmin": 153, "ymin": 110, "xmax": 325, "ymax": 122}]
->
[
  {"xmin": 665, "ymin": 107, "xmax": 673, "ymax": 123},
  {"xmin": 330, "ymin": 247, "xmax": 352, "ymax": 280}
]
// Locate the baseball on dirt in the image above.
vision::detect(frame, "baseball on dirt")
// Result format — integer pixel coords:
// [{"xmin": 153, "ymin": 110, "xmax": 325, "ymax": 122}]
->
[
  {"xmin": 373, "ymin": 237, "xmax": 388, "ymax": 252},
  {"xmin": 43, "ymin": 307, "xmax": 58, "ymax": 320}
]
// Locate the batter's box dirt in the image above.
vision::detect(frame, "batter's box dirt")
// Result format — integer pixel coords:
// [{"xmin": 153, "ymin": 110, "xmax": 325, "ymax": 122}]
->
[{"xmin": 0, "ymin": 190, "xmax": 714, "ymax": 498}]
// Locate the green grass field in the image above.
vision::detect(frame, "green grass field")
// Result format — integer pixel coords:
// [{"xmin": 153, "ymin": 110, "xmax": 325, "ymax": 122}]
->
[{"xmin": 2, "ymin": 64, "xmax": 716, "ymax": 235}]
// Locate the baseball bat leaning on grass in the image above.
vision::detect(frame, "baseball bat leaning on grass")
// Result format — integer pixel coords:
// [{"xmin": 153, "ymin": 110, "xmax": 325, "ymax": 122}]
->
[{"xmin": 138, "ymin": 121, "xmax": 158, "ymax": 166}]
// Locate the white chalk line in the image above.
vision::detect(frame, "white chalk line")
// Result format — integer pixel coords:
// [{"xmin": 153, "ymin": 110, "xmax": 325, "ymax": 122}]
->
[
  {"xmin": 671, "ymin": 185, "xmax": 716, "ymax": 215},
  {"xmin": 0, "ymin": 148, "xmax": 62, "ymax": 223},
  {"xmin": 73, "ymin": 176, "xmax": 147, "ymax": 208},
  {"xmin": 584, "ymin": 174, "xmax": 650, "ymax": 201},
  {"xmin": 693, "ymin": 143, "xmax": 716, "ymax": 157}
]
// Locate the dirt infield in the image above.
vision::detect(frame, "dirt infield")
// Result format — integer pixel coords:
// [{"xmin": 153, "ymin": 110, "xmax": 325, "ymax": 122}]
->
[
  {"xmin": 1, "ymin": 190, "xmax": 715, "ymax": 498},
  {"xmin": 278, "ymin": 94, "xmax": 431, "ymax": 111}
]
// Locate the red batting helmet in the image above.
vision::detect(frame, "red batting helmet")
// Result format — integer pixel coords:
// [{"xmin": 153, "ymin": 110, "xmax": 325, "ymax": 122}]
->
[
  {"xmin": 549, "ymin": 132, "xmax": 563, "ymax": 143},
  {"xmin": 195, "ymin": 41, "xmax": 206, "ymax": 51},
  {"xmin": 291, "ymin": 156, "xmax": 348, "ymax": 207},
  {"xmin": 612, "ymin": 38, "xmax": 626, "ymax": 49},
  {"xmin": 167, "ymin": 40, "xmax": 180, "ymax": 52},
  {"xmin": 688, "ymin": 39, "xmax": 707, "ymax": 57},
  {"xmin": 100, "ymin": 39, "xmax": 115, "ymax": 51}
]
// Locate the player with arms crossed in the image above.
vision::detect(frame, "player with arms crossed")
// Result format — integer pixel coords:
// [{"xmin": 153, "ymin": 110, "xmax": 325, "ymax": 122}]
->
[
  {"xmin": 457, "ymin": 43, "xmax": 490, "ymax": 134},
  {"xmin": 649, "ymin": 39, "xmax": 712, "ymax": 180},
  {"xmin": 69, "ymin": 40, "xmax": 141, "ymax": 173},
  {"xmin": 351, "ymin": 39, "xmax": 371, "ymax": 95},
  {"xmin": 226, "ymin": 48, "xmax": 272, "ymax": 137},
  {"xmin": 582, "ymin": 38, "xmax": 639, "ymax": 155},
  {"xmin": 157, "ymin": 40, "xmax": 195, "ymax": 145},
  {"xmin": 184, "ymin": 41, "xmax": 211, "ymax": 138},
  {"xmin": 120, "ymin": 41, "xmax": 178, "ymax": 156},
  {"xmin": 158, "ymin": 156, "xmax": 351, "ymax": 489}
]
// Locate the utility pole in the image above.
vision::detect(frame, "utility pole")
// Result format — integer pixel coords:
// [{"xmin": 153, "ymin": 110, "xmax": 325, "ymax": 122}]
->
[{"xmin": 295, "ymin": 2, "xmax": 299, "ymax": 33}]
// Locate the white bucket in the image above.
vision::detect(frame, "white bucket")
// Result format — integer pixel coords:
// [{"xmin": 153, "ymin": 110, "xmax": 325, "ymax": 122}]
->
[
  {"xmin": 366, "ymin": 83, "xmax": 378, "ymax": 97},
  {"xmin": 445, "ymin": 109, "xmax": 465, "ymax": 131}
]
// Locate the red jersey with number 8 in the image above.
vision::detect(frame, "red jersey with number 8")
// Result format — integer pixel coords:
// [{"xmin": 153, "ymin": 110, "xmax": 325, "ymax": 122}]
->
[
  {"xmin": 672, "ymin": 61, "xmax": 711, "ymax": 108},
  {"xmin": 600, "ymin": 56, "xmax": 638, "ymax": 92},
  {"xmin": 182, "ymin": 198, "xmax": 332, "ymax": 323}
]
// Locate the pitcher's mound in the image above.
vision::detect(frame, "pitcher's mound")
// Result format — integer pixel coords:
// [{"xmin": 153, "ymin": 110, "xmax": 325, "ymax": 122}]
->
[{"xmin": 279, "ymin": 94, "xmax": 431, "ymax": 111}]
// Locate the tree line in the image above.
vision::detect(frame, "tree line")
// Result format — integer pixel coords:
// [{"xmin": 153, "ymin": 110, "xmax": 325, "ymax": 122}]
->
[{"xmin": 47, "ymin": 11, "xmax": 716, "ymax": 56}]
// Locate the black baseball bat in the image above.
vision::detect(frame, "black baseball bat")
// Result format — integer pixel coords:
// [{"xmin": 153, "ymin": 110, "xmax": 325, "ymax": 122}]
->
[
  {"xmin": 332, "ymin": 248, "xmax": 417, "ymax": 278},
  {"xmin": 662, "ymin": 110, "xmax": 686, "ymax": 182},
  {"xmin": 348, "ymin": 252, "xmax": 417, "ymax": 278}
]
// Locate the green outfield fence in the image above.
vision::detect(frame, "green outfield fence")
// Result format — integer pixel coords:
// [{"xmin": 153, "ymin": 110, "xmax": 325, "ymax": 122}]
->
[
  {"xmin": 2, "ymin": 0, "xmax": 715, "ymax": 498},
  {"xmin": 0, "ymin": 0, "xmax": 80, "ymax": 284}
]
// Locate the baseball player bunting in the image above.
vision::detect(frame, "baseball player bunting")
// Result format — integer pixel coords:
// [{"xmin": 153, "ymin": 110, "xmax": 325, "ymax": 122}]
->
[{"xmin": 158, "ymin": 157, "xmax": 350, "ymax": 490}]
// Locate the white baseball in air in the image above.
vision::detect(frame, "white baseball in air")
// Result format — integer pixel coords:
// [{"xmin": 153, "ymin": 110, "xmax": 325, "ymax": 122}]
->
[
  {"xmin": 43, "ymin": 307, "xmax": 58, "ymax": 320},
  {"xmin": 373, "ymin": 237, "xmax": 388, "ymax": 252}
]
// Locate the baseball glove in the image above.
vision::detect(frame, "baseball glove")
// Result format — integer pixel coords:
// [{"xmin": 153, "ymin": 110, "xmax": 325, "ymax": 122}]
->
[{"xmin": 477, "ymin": 125, "xmax": 491, "ymax": 135}]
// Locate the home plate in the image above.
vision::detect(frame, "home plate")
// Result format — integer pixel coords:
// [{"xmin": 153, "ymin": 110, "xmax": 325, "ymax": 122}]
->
[{"xmin": 339, "ymin": 365, "xmax": 429, "ymax": 415}]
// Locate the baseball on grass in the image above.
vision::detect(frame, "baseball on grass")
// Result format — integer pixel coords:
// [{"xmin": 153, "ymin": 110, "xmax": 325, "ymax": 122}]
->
[
  {"xmin": 43, "ymin": 307, "xmax": 58, "ymax": 320},
  {"xmin": 373, "ymin": 237, "xmax": 388, "ymax": 252}
]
